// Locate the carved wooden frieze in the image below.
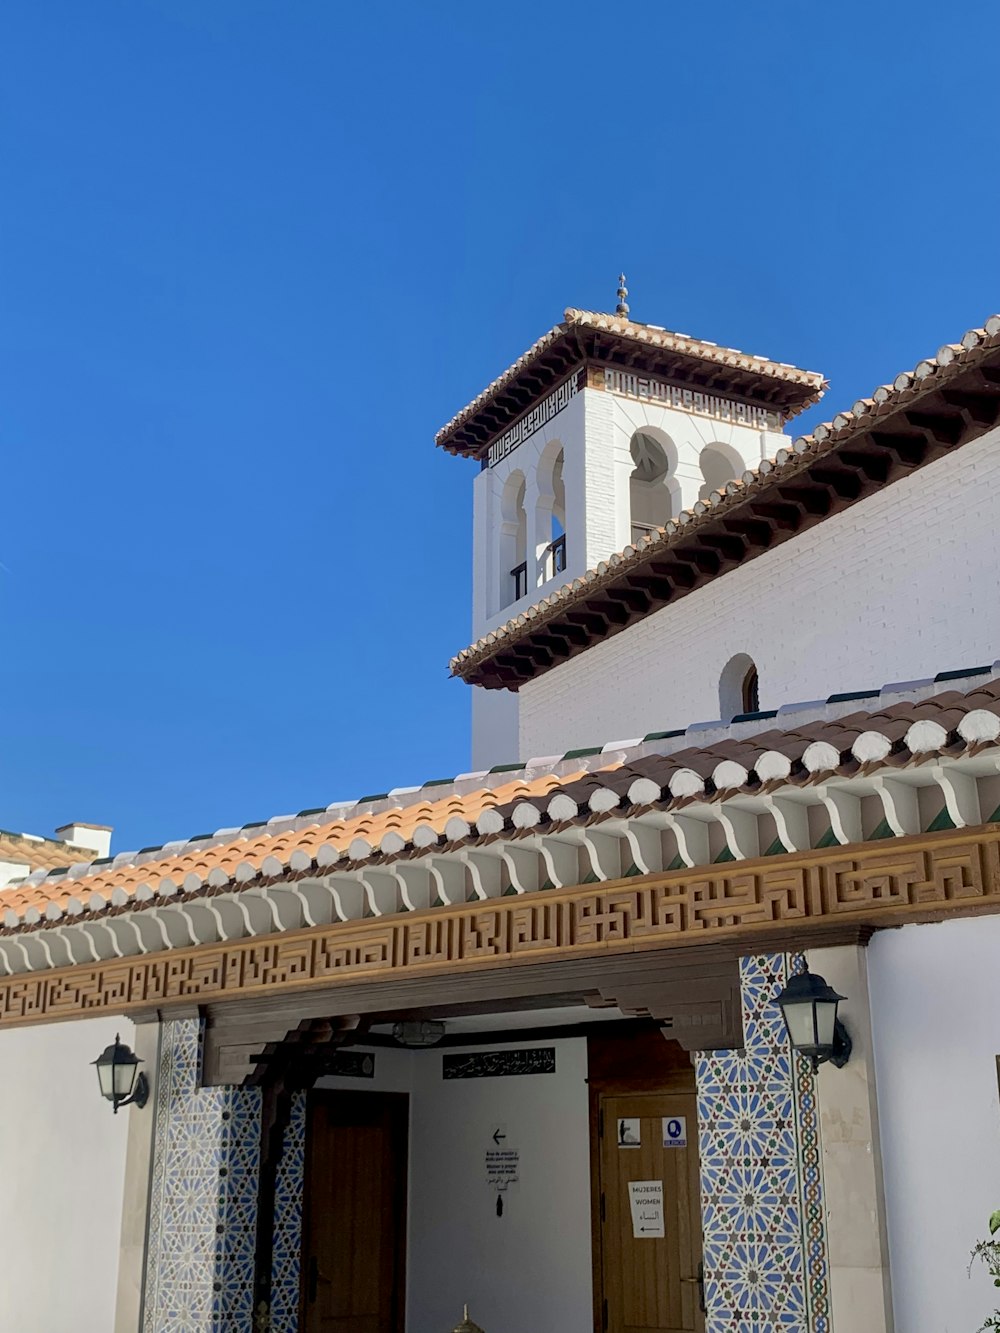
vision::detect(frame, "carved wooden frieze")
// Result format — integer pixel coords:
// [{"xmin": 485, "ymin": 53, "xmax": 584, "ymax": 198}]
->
[{"xmin": 1, "ymin": 827, "xmax": 998, "ymax": 1030}]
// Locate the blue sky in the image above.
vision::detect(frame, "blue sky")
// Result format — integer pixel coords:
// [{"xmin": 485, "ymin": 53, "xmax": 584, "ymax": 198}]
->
[{"xmin": 1, "ymin": 0, "xmax": 998, "ymax": 852}]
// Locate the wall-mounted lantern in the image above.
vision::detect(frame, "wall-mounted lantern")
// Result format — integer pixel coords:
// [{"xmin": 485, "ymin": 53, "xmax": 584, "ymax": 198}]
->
[
  {"xmin": 774, "ymin": 969, "xmax": 852, "ymax": 1073},
  {"xmin": 93, "ymin": 1034, "xmax": 149, "ymax": 1113}
]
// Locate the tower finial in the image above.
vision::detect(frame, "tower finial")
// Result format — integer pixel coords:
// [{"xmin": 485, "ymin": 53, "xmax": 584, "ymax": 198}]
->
[{"xmin": 616, "ymin": 273, "xmax": 629, "ymax": 318}]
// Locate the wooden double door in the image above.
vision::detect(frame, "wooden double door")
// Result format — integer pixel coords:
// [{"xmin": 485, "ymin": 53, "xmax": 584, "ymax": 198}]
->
[
  {"xmin": 595, "ymin": 1090, "xmax": 705, "ymax": 1333},
  {"xmin": 301, "ymin": 1091, "xmax": 408, "ymax": 1333}
]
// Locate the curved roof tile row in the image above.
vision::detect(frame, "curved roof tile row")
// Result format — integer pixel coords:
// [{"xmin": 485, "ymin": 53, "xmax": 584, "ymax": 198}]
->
[
  {"xmin": 435, "ymin": 308, "xmax": 826, "ymax": 451},
  {"xmin": 4, "ymin": 677, "xmax": 1000, "ymax": 933},
  {"xmin": 449, "ymin": 312, "xmax": 1000, "ymax": 675}
]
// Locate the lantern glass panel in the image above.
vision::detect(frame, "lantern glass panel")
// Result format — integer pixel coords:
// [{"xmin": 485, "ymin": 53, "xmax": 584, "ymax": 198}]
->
[
  {"xmin": 96, "ymin": 1060, "xmax": 117, "ymax": 1100},
  {"xmin": 813, "ymin": 999, "xmax": 838, "ymax": 1048},
  {"xmin": 113, "ymin": 1058, "xmax": 138, "ymax": 1099},
  {"xmin": 782, "ymin": 1002, "xmax": 819, "ymax": 1049}
]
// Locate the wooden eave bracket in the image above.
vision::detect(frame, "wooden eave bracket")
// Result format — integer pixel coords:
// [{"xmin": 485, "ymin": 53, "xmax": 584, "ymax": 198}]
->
[{"xmin": 596, "ymin": 959, "xmax": 744, "ymax": 1052}]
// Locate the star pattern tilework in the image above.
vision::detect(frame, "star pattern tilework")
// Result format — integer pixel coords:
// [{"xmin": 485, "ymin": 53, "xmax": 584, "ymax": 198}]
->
[
  {"xmin": 695, "ymin": 954, "xmax": 831, "ymax": 1333},
  {"xmin": 270, "ymin": 1091, "xmax": 307, "ymax": 1333},
  {"xmin": 142, "ymin": 1018, "xmax": 262, "ymax": 1333}
]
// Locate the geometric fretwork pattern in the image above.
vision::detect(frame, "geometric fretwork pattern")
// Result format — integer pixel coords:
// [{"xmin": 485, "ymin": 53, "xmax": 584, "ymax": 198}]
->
[
  {"xmin": 695, "ymin": 955, "xmax": 830, "ymax": 1333},
  {"xmin": 270, "ymin": 1091, "xmax": 307, "ymax": 1333},
  {"xmin": 0, "ymin": 829, "xmax": 994, "ymax": 1030},
  {"xmin": 141, "ymin": 1018, "xmax": 262, "ymax": 1333}
]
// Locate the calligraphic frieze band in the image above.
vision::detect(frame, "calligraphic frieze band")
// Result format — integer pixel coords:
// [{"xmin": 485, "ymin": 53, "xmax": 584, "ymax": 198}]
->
[
  {"xmin": 602, "ymin": 366, "xmax": 783, "ymax": 431},
  {"xmin": 0, "ymin": 827, "xmax": 997, "ymax": 1029},
  {"xmin": 486, "ymin": 372, "xmax": 582, "ymax": 467}
]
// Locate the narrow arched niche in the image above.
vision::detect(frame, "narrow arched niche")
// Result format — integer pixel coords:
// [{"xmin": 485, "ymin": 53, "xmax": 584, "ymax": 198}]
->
[
  {"xmin": 698, "ymin": 442, "xmax": 744, "ymax": 502},
  {"xmin": 629, "ymin": 430, "xmax": 676, "ymax": 541},
  {"xmin": 719, "ymin": 652, "xmax": 760, "ymax": 721},
  {"xmin": 536, "ymin": 441, "xmax": 567, "ymax": 582},
  {"xmin": 499, "ymin": 469, "xmax": 528, "ymax": 606}
]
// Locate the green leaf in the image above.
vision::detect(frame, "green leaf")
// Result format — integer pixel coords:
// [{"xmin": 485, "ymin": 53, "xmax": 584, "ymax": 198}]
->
[{"xmin": 990, "ymin": 1210, "xmax": 1000, "ymax": 1235}]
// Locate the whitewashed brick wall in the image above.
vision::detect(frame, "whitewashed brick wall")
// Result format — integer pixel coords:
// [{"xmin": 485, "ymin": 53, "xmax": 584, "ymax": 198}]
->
[{"xmin": 517, "ymin": 425, "xmax": 1000, "ymax": 758}]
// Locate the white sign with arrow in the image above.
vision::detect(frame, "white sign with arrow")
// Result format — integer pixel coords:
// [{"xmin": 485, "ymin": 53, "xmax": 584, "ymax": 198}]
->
[
  {"xmin": 485, "ymin": 1124, "xmax": 519, "ymax": 1216},
  {"xmin": 628, "ymin": 1180, "xmax": 665, "ymax": 1239}
]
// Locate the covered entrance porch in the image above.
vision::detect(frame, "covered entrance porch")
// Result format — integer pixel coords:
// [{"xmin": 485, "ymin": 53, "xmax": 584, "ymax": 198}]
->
[{"xmin": 138, "ymin": 941, "xmax": 834, "ymax": 1333}]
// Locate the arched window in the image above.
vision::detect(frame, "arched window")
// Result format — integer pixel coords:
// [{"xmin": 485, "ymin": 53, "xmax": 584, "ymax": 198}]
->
[
  {"xmin": 698, "ymin": 443, "xmax": 744, "ymax": 502},
  {"xmin": 537, "ymin": 442, "xmax": 567, "ymax": 582},
  {"xmin": 500, "ymin": 470, "xmax": 528, "ymax": 606},
  {"xmin": 629, "ymin": 431, "xmax": 674, "ymax": 542},
  {"xmin": 719, "ymin": 652, "xmax": 759, "ymax": 721},
  {"xmin": 550, "ymin": 450, "xmax": 565, "ymax": 541}
]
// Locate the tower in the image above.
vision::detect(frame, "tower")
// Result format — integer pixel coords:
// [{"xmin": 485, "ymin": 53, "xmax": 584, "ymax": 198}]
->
[{"xmin": 437, "ymin": 289, "xmax": 825, "ymax": 767}]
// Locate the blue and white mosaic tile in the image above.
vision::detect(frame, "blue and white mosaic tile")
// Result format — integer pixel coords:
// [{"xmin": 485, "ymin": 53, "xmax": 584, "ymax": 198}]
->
[
  {"xmin": 696, "ymin": 954, "xmax": 831, "ymax": 1333},
  {"xmin": 270, "ymin": 1091, "xmax": 307, "ymax": 1333},
  {"xmin": 142, "ymin": 1018, "xmax": 262, "ymax": 1333}
]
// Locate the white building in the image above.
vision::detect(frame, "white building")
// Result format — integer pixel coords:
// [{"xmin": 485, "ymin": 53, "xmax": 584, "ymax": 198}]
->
[{"xmin": 4, "ymin": 295, "xmax": 1000, "ymax": 1333}]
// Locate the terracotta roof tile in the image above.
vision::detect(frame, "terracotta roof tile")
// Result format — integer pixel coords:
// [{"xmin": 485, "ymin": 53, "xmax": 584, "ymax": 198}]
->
[
  {"xmin": 450, "ymin": 312, "xmax": 1000, "ymax": 687},
  {"xmin": 0, "ymin": 832, "xmax": 94, "ymax": 875},
  {"xmin": 436, "ymin": 308, "xmax": 825, "ymax": 455},
  {"xmin": 6, "ymin": 666, "xmax": 1000, "ymax": 937}
]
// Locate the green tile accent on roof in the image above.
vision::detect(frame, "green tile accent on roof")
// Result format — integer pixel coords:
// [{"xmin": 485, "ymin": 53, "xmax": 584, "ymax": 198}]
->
[
  {"xmin": 666, "ymin": 852, "xmax": 686, "ymax": 872},
  {"xmin": 988, "ymin": 803, "xmax": 1000, "ymax": 824},
  {"xmin": 815, "ymin": 826, "xmax": 840, "ymax": 848},
  {"xmin": 927, "ymin": 807, "xmax": 956, "ymax": 832},
  {"xmin": 563, "ymin": 746, "xmax": 603, "ymax": 759},
  {"xmin": 713, "ymin": 845, "xmax": 736, "ymax": 863},
  {"xmin": 869, "ymin": 817, "xmax": 895, "ymax": 841},
  {"xmin": 624, "ymin": 863, "xmax": 642, "ymax": 877},
  {"xmin": 356, "ymin": 794, "xmax": 389, "ymax": 805},
  {"xmin": 422, "ymin": 778, "xmax": 456, "ymax": 788},
  {"xmin": 733, "ymin": 709, "xmax": 778, "ymax": 723},
  {"xmin": 643, "ymin": 729, "xmax": 687, "ymax": 742},
  {"xmin": 827, "ymin": 689, "xmax": 879, "ymax": 704},
  {"xmin": 297, "ymin": 807, "xmax": 328, "ymax": 818},
  {"xmin": 488, "ymin": 763, "xmax": 526, "ymax": 774},
  {"xmin": 764, "ymin": 837, "xmax": 788, "ymax": 856}
]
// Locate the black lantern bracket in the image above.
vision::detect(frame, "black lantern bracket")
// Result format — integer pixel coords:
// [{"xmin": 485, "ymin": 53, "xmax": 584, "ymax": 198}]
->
[
  {"xmin": 117, "ymin": 1069, "xmax": 150, "ymax": 1113},
  {"xmin": 825, "ymin": 1017, "xmax": 853, "ymax": 1072}
]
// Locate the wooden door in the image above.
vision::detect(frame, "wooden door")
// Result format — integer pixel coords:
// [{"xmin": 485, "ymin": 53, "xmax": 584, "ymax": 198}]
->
[
  {"xmin": 597, "ymin": 1091, "xmax": 704, "ymax": 1333},
  {"xmin": 302, "ymin": 1091, "xmax": 408, "ymax": 1333}
]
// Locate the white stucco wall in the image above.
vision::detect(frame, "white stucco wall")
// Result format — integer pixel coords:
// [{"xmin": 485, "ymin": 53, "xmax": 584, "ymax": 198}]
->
[
  {"xmin": 320, "ymin": 1037, "xmax": 593, "ymax": 1333},
  {"xmin": 468, "ymin": 382, "xmax": 780, "ymax": 767},
  {"xmin": 868, "ymin": 916, "xmax": 1000, "ymax": 1333},
  {"xmin": 471, "ymin": 384, "xmax": 779, "ymax": 641},
  {"xmin": 0, "ymin": 1016, "xmax": 133, "ymax": 1333},
  {"xmin": 518, "ymin": 425, "xmax": 1000, "ymax": 757},
  {"xmin": 407, "ymin": 1037, "xmax": 592, "ymax": 1333},
  {"xmin": 471, "ymin": 686, "xmax": 520, "ymax": 769}
]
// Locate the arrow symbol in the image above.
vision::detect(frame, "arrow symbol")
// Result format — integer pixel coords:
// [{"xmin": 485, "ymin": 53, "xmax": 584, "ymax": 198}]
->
[{"xmin": 492, "ymin": 1129, "xmax": 506, "ymax": 1145}]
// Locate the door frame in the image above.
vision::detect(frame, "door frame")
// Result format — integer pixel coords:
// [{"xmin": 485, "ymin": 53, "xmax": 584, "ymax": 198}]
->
[
  {"xmin": 587, "ymin": 1027, "xmax": 699, "ymax": 1333},
  {"xmin": 300, "ymin": 1088, "xmax": 410, "ymax": 1333}
]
